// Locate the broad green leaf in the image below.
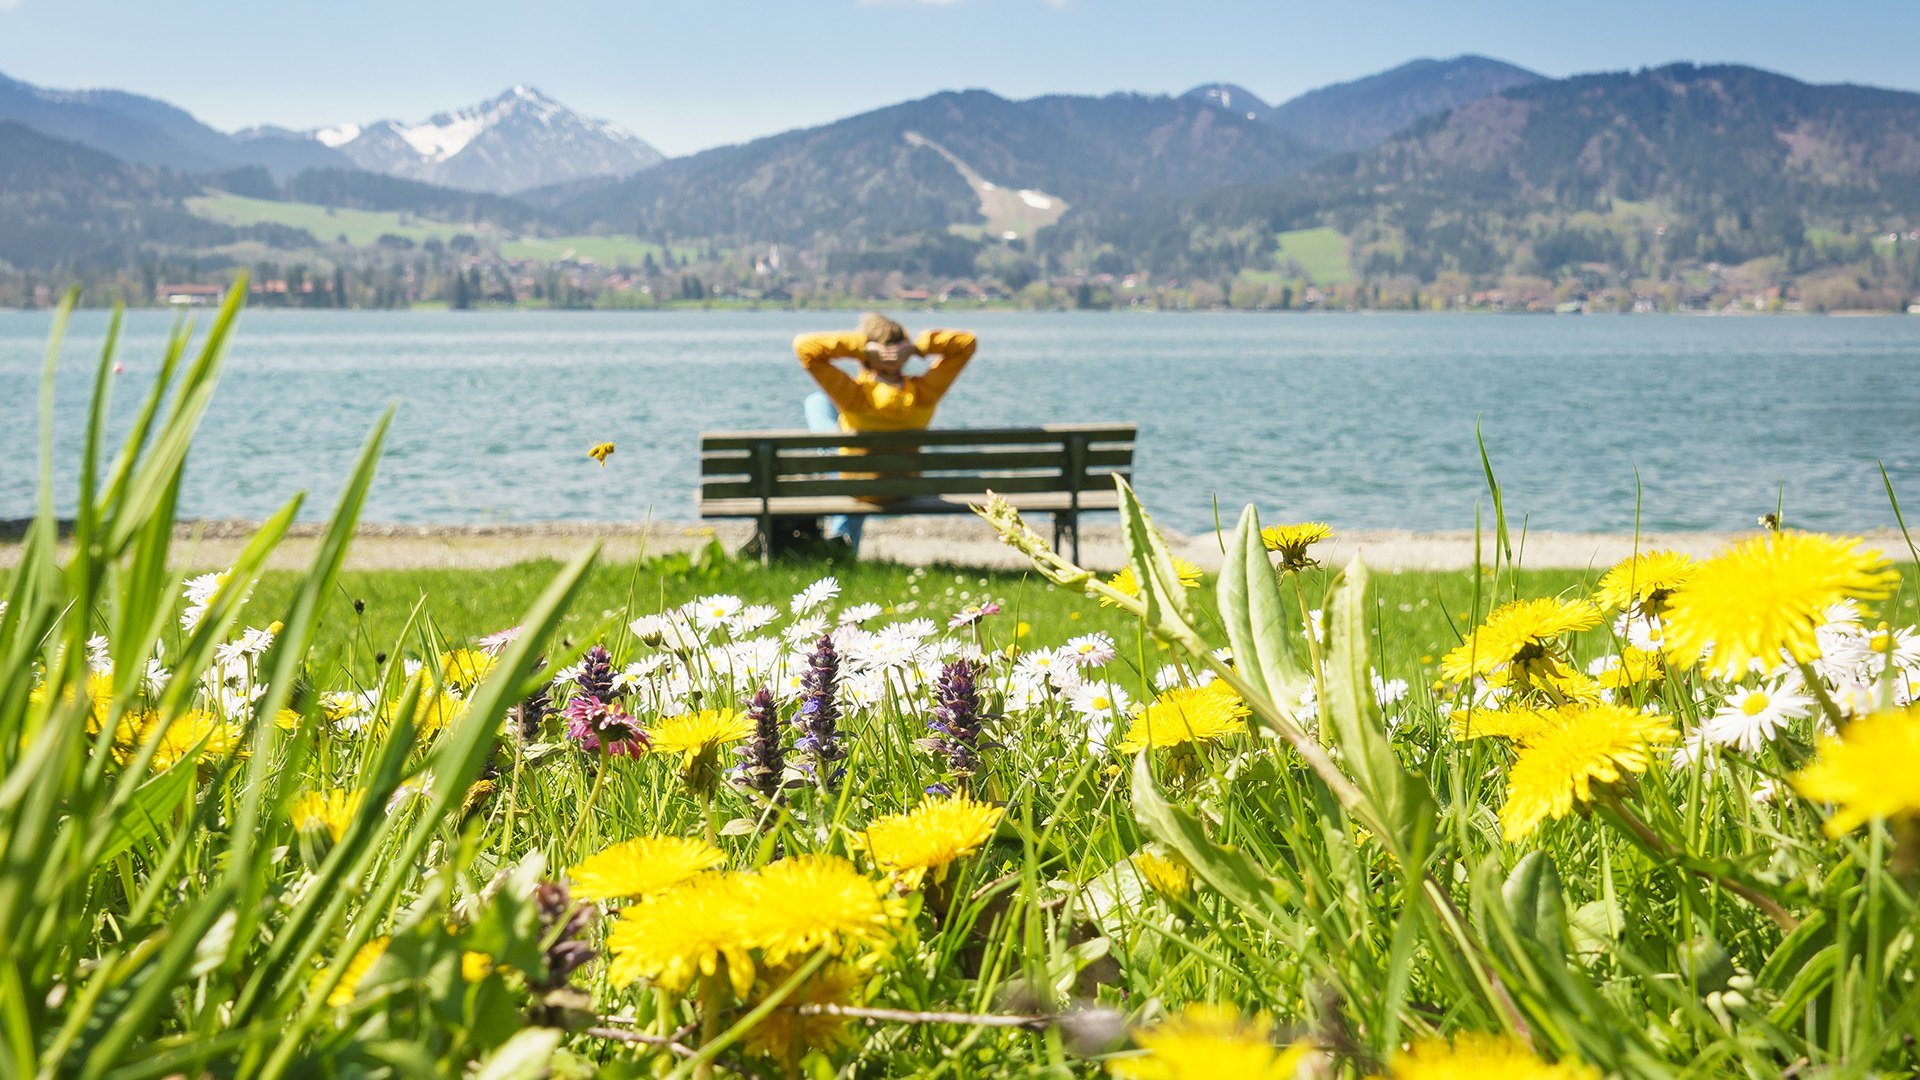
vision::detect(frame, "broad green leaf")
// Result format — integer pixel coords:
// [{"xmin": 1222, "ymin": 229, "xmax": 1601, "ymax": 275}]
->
[
  {"xmin": 1115, "ymin": 475, "xmax": 1194, "ymax": 633},
  {"xmin": 1130, "ymin": 754, "xmax": 1290, "ymax": 934},
  {"xmin": 1503, "ymin": 852, "xmax": 1572, "ymax": 960},
  {"xmin": 473, "ymin": 1029, "xmax": 564, "ymax": 1080},
  {"xmin": 1325, "ymin": 555, "xmax": 1437, "ymax": 867},
  {"xmin": 1216, "ymin": 505, "xmax": 1307, "ymax": 706}
]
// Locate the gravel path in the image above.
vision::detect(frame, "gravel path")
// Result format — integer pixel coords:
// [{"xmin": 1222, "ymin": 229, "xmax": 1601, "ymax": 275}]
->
[{"xmin": 0, "ymin": 516, "xmax": 1829, "ymax": 574}]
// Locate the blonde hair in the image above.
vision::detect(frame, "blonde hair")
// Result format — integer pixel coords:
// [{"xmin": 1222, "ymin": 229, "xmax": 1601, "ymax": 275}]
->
[{"xmin": 857, "ymin": 312, "xmax": 908, "ymax": 345}]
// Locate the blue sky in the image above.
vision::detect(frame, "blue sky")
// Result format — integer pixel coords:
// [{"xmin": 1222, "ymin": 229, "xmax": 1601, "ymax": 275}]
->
[{"xmin": 4, "ymin": 0, "xmax": 1918, "ymax": 156}]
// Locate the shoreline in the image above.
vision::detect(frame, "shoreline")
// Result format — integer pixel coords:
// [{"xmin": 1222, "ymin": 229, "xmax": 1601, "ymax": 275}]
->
[{"xmin": 3, "ymin": 517, "xmax": 1891, "ymax": 574}]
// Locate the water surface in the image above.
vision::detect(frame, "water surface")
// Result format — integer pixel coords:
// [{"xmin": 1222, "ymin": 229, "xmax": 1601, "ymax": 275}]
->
[{"xmin": 2, "ymin": 309, "xmax": 1915, "ymax": 535}]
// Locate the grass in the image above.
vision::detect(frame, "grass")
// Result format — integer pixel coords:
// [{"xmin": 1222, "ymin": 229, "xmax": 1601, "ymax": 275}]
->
[
  {"xmin": 1271, "ymin": 226, "xmax": 1352, "ymax": 285},
  {"xmin": 188, "ymin": 192, "xmax": 685, "ymax": 266},
  {"xmin": 187, "ymin": 192, "xmax": 482, "ymax": 246},
  {"xmin": 17, "ymin": 292, "xmax": 1920, "ymax": 1077},
  {"xmin": 253, "ymin": 553, "xmax": 1604, "ymax": 691}
]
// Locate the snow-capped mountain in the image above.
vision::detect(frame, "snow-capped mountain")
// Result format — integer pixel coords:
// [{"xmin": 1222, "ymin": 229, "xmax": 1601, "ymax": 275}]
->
[{"xmin": 296, "ymin": 86, "xmax": 663, "ymax": 195}]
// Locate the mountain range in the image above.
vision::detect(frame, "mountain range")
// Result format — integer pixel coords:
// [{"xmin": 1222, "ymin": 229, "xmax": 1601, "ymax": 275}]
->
[
  {"xmin": 2, "ymin": 55, "xmax": 1917, "ymax": 310},
  {"xmin": 0, "ymin": 76, "xmax": 662, "ymax": 195}
]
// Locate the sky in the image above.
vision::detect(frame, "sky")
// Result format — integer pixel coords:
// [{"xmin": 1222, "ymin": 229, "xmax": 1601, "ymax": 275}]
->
[{"xmin": 3, "ymin": 0, "xmax": 1919, "ymax": 157}]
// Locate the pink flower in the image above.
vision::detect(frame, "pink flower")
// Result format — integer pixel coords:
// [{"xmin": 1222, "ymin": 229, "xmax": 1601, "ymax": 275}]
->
[
  {"xmin": 948, "ymin": 602, "xmax": 1002, "ymax": 629},
  {"xmin": 477, "ymin": 625, "xmax": 523, "ymax": 655}
]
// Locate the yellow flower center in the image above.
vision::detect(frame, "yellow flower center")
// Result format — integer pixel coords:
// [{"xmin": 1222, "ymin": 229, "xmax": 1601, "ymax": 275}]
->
[{"xmin": 1743, "ymin": 693, "xmax": 1771, "ymax": 716}]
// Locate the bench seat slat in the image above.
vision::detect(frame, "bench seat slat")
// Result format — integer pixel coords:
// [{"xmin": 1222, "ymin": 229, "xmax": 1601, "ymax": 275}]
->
[
  {"xmin": 699, "ymin": 447, "xmax": 1133, "ymax": 477},
  {"xmin": 699, "ymin": 491, "xmax": 1123, "ymax": 517},
  {"xmin": 702, "ymin": 471, "xmax": 1130, "ymax": 501}
]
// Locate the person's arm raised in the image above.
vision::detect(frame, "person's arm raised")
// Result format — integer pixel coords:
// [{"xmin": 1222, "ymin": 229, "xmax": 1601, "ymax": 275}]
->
[
  {"xmin": 913, "ymin": 330, "xmax": 976, "ymax": 397},
  {"xmin": 793, "ymin": 331, "xmax": 869, "ymax": 413}
]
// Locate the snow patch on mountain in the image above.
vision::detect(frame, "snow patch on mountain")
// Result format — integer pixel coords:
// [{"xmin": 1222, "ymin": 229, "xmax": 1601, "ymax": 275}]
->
[
  {"xmin": 314, "ymin": 123, "xmax": 361, "ymax": 148},
  {"xmin": 302, "ymin": 86, "xmax": 663, "ymax": 194}
]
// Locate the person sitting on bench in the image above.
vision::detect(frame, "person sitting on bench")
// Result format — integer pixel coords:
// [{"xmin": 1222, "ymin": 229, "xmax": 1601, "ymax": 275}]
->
[{"xmin": 793, "ymin": 313, "xmax": 977, "ymax": 554}]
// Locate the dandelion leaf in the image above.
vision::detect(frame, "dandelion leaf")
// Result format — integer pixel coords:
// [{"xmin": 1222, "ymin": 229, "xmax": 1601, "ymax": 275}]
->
[
  {"xmin": 1130, "ymin": 753, "xmax": 1290, "ymax": 934},
  {"xmin": 1217, "ymin": 505, "xmax": 1307, "ymax": 706},
  {"xmin": 1326, "ymin": 555, "xmax": 1437, "ymax": 867},
  {"xmin": 1115, "ymin": 475, "xmax": 1194, "ymax": 634}
]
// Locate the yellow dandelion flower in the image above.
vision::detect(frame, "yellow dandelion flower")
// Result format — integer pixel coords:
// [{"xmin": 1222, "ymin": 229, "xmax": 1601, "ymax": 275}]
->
[
  {"xmin": 1112, "ymin": 1003, "xmax": 1309, "ymax": 1080},
  {"xmin": 606, "ymin": 872, "xmax": 759, "ymax": 997},
  {"xmin": 318, "ymin": 937, "xmax": 389, "ymax": 1008},
  {"xmin": 1499, "ymin": 703, "xmax": 1675, "ymax": 842},
  {"xmin": 650, "ymin": 708, "xmax": 752, "ymax": 761},
  {"xmin": 1115, "ymin": 682, "xmax": 1250, "ymax": 754},
  {"xmin": 1260, "ymin": 522, "xmax": 1334, "ymax": 570},
  {"xmin": 289, "ymin": 788, "xmax": 363, "ymax": 841},
  {"xmin": 1100, "ymin": 559, "xmax": 1204, "ymax": 607},
  {"xmin": 650, "ymin": 707, "xmax": 753, "ymax": 795},
  {"xmin": 115, "ymin": 709, "xmax": 245, "ymax": 771},
  {"xmin": 588, "ymin": 441, "xmax": 615, "ymax": 465},
  {"xmin": 742, "ymin": 855, "xmax": 909, "ymax": 968},
  {"xmin": 1129, "ymin": 850, "xmax": 1194, "ymax": 901},
  {"xmin": 381, "ymin": 676, "xmax": 470, "ymax": 738},
  {"xmin": 1596, "ymin": 646, "xmax": 1665, "ymax": 690},
  {"xmin": 461, "ymin": 951, "xmax": 494, "ymax": 982},
  {"xmin": 273, "ymin": 708, "xmax": 305, "ymax": 730},
  {"xmin": 1663, "ymin": 531, "xmax": 1898, "ymax": 680},
  {"xmin": 1592, "ymin": 550, "xmax": 1697, "ymax": 613},
  {"xmin": 742, "ymin": 962, "xmax": 864, "ymax": 1066},
  {"xmin": 859, "ymin": 793, "xmax": 1004, "ymax": 889},
  {"xmin": 1449, "ymin": 703, "xmax": 1554, "ymax": 744},
  {"xmin": 440, "ymin": 647, "xmax": 497, "ymax": 690},
  {"xmin": 570, "ymin": 835, "xmax": 729, "ymax": 902},
  {"xmin": 1380, "ymin": 1031, "xmax": 1600, "ymax": 1079},
  {"xmin": 1791, "ymin": 705, "xmax": 1920, "ymax": 837},
  {"xmin": 1440, "ymin": 598, "xmax": 1600, "ymax": 684}
]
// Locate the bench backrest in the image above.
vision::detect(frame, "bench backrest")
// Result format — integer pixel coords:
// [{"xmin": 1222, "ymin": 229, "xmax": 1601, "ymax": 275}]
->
[{"xmin": 699, "ymin": 424, "xmax": 1136, "ymax": 505}]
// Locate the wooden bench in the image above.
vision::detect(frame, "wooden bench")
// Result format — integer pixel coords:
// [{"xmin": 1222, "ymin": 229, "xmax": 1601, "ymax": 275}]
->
[{"xmin": 698, "ymin": 423, "xmax": 1136, "ymax": 564}]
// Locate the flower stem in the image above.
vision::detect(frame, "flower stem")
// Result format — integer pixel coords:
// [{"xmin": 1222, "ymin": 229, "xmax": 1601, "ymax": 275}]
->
[
  {"xmin": 1602, "ymin": 796, "xmax": 1799, "ymax": 932},
  {"xmin": 566, "ymin": 757, "xmax": 608, "ymax": 850},
  {"xmin": 1796, "ymin": 661, "xmax": 1848, "ymax": 731},
  {"xmin": 1289, "ymin": 571, "xmax": 1329, "ymax": 725}
]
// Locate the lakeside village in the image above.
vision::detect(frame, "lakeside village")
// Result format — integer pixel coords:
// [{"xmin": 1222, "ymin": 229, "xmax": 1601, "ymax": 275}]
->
[{"xmin": 45, "ymin": 232, "xmax": 1920, "ymax": 315}]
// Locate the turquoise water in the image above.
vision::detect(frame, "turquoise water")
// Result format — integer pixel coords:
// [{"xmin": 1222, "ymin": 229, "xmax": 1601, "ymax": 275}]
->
[{"xmin": 2, "ymin": 309, "xmax": 1917, "ymax": 535}]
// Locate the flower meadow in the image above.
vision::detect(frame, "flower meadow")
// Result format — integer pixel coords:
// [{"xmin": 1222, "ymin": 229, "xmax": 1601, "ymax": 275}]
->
[{"xmin": 9, "ymin": 294, "xmax": 1920, "ymax": 1078}]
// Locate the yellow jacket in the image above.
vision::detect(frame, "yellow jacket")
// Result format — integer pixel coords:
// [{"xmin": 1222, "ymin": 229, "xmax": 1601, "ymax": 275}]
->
[{"xmin": 792, "ymin": 329, "xmax": 977, "ymax": 431}]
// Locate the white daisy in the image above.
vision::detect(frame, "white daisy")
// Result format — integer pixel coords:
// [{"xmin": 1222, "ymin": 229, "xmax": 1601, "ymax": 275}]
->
[
  {"xmin": 1705, "ymin": 676, "xmax": 1813, "ymax": 754},
  {"xmin": 693, "ymin": 594, "xmax": 744, "ymax": 629},
  {"xmin": 784, "ymin": 614, "xmax": 830, "ymax": 645},
  {"xmin": 733, "ymin": 604, "xmax": 779, "ymax": 634},
  {"xmin": 182, "ymin": 571, "xmax": 226, "ymax": 606},
  {"xmin": 1670, "ymin": 724, "xmax": 1716, "ymax": 769},
  {"xmin": 86, "ymin": 634, "xmax": 113, "ymax": 671},
  {"xmin": 1014, "ymin": 649, "xmax": 1070, "ymax": 687},
  {"xmin": 1371, "ymin": 672, "xmax": 1409, "ymax": 708},
  {"xmin": 791, "ymin": 576, "xmax": 840, "ymax": 614},
  {"xmin": 1865, "ymin": 624, "xmax": 1920, "ymax": 671},
  {"xmin": 1068, "ymin": 680, "xmax": 1132, "ymax": 720},
  {"xmin": 1064, "ymin": 633, "xmax": 1116, "ymax": 667},
  {"xmin": 839, "ymin": 602, "xmax": 884, "ymax": 625}
]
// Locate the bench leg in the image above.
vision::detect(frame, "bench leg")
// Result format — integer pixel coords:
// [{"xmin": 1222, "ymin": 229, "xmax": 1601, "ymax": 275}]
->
[
  {"xmin": 757, "ymin": 514, "xmax": 772, "ymax": 568},
  {"xmin": 1054, "ymin": 512, "xmax": 1080, "ymax": 565}
]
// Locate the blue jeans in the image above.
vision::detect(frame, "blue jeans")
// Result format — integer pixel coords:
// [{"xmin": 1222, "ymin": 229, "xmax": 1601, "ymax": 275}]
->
[{"xmin": 803, "ymin": 392, "xmax": 863, "ymax": 552}]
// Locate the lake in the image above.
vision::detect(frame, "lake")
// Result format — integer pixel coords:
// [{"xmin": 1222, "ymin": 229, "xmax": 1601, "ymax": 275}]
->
[{"xmin": 3, "ymin": 309, "xmax": 1917, "ymax": 536}]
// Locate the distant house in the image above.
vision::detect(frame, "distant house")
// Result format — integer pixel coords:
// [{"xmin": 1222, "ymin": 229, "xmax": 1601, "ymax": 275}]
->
[
  {"xmin": 156, "ymin": 283, "xmax": 225, "ymax": 306},
  {"xmin": 895, "ymin": 288, "xmax": 931, "ymax": 304}
]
